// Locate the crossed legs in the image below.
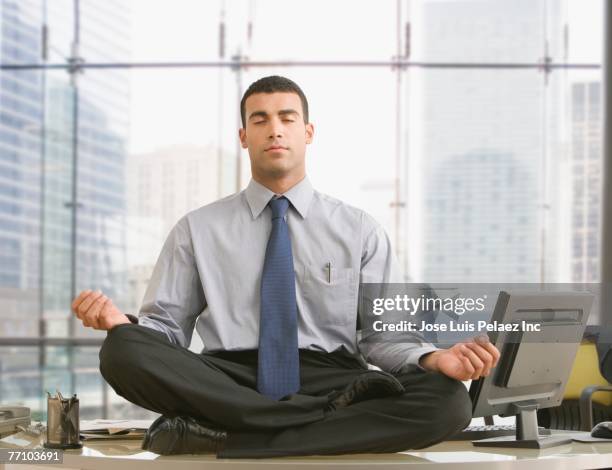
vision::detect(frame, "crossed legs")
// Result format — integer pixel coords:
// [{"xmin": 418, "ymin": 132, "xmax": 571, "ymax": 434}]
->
[{"xmin": 99, "ymin": 323, "xmax": 472, "ymax": 458}]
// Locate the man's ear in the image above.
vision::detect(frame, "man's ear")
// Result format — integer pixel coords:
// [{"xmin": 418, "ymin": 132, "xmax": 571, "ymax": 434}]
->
[
  {"xmin": 305, "ymin": 122, "xmax": 314, "ymax": 144},
  {"xmin": 238, "ymin": 128, "xmax": 248, "ymax": 149}
]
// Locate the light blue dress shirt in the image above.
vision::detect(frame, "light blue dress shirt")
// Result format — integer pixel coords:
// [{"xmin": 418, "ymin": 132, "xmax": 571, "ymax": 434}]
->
[{"xmin": 131, "ymin": 176, "xmax": 438, "ymax": 373}]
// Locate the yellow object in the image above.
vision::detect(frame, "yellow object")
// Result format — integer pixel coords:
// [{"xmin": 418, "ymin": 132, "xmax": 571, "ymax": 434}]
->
[{"xmin": 564, "ymin": 341, "xmax": 612, "ymax": 406}]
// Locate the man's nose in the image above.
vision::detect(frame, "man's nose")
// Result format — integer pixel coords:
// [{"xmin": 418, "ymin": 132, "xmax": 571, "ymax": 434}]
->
[{"xmin": 268, "ymin": 120, "xmax": 283, "ymax": 138}]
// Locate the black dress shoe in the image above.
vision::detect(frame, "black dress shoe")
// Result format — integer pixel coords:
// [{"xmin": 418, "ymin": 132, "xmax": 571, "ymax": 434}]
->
[
  {"xmin": 328, "ymin": 370, "xmax": 405, "ymax": 409},
  {"xmin": 142, "ymin": 416, "xmax": 227, "ymax": 455}
]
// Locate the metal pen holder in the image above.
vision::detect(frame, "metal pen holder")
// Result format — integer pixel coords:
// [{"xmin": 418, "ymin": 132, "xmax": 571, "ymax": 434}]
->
[{"xmin": 43, "ymin": 390, "xmax": 82, "ymax": 449}]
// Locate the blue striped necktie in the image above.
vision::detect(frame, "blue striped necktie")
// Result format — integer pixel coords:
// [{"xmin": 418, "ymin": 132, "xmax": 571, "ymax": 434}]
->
[{"xmin": 257, "ymin": 196, "xmax": 300, "ymax": 400}]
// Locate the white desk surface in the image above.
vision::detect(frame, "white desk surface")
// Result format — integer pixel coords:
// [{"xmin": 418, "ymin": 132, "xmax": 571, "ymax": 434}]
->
[{"xmin": 2, "ymin": 430, "xmax": 612, "ymax": 470}]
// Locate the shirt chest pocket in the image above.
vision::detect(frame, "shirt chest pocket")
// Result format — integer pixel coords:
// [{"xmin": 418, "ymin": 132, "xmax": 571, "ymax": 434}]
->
[{"xmin": 299, "ymin": 263, "xmax": 357, "ymax": 326}]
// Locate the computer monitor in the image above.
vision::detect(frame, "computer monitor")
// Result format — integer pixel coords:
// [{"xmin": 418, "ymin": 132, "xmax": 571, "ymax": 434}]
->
[{"xmin": 469, "ymin": 290, "xmax": 594, "ymax": 449}]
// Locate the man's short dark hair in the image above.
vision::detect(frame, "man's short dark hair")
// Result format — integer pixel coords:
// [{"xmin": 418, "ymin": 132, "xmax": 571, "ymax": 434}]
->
[{"xmin": 240, "ymin": 75, "xmax": 309, "ymax": 128}]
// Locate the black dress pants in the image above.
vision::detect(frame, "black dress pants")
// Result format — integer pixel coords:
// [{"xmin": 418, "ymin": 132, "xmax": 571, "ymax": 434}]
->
[{"xmin": 98, "ymin": 323, "xmax": 472, "ymax": 458}]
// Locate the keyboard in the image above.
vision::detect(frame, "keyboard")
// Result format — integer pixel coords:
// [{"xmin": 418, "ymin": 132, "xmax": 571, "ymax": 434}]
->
[{"xmin": 447, "ymin": 424, "xmax": 552, "ymax": 441}]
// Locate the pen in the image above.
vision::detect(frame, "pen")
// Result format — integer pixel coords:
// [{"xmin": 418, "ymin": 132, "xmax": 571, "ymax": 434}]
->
[{"xmin": 326, "ymin": 262, "xmax": 331, "ymax": 283}]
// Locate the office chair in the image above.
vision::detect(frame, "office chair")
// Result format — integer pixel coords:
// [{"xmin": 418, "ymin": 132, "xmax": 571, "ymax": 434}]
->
[{"xmin": 537, "ymin": 340, "xmax": 612, "ymax": 431}]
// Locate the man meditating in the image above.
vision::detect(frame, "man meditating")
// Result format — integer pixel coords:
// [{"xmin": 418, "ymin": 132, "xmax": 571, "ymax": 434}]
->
[{"xmin": 71, "ymin": 75, "xmax": 499, "ymax": 458}]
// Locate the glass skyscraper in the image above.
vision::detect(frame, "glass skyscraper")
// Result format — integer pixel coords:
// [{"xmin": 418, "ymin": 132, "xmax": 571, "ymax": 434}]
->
[
  {"xmin": 0, "ymin": 0, "xmax": 131, "ymax": 415},
  {"xmin": 571, "ymin": 81, "xmax": 602, "ymax": 283},
  {"xmin": 417, "ymin": 0, "xmax": 566, "ymax": 283}
]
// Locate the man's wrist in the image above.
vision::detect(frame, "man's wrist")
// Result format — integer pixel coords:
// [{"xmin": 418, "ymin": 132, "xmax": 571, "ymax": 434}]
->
[
  {"xmin": 108, "ymin": 315, "xmax": 133, "ymax": 330},
  {"xmin": 419, "ymin": 350, "xmax": 441, "ymax": 372}
]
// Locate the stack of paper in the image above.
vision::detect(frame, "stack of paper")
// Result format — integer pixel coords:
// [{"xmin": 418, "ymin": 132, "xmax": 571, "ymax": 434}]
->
[{"xmin": 80, "ymin": 419, "xmax": 154, "ymax": 441}]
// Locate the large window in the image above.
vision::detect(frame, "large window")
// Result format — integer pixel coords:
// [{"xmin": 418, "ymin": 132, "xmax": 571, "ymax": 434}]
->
[{"xmin": 0, "ymin": 0, "xmax": 604, "ymax": 419}]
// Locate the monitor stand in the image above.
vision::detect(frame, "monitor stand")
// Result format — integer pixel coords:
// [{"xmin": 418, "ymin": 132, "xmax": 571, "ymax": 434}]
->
[{"xmin": 472, "ymin": 401, "xmax": 572, "ymax": 449}]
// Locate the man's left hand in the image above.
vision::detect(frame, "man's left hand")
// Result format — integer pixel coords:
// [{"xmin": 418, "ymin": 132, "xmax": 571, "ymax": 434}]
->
[{"xmin": 419, "ymin": 336, "xmax": 500, "ymax": 381}]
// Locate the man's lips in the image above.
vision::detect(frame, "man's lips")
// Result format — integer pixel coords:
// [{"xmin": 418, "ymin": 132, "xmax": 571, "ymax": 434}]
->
[{"xmin": 265, "ymin": 146, "xmax": 287, "ymax": 151}]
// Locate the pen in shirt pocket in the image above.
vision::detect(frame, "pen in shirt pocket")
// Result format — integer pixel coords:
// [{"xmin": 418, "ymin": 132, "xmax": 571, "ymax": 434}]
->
[{"xmin": 325, "ymin": 261, "xmax": 332, "ymax": 283}]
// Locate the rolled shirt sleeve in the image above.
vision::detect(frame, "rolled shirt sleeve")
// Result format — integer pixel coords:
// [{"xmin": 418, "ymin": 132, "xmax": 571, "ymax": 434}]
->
[
  {"xmin": 357, "ymin": 216, "xmax": 439, "ymax": 373},
  {"xmin": 133, "ymin": 216, "xmax": 206, "ymax": 348}
]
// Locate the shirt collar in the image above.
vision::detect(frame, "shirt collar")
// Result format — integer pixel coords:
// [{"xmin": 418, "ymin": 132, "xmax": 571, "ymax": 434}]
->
[{"xmin": 245, "ymin": 176, "xmax": 314, "ymax": 220}]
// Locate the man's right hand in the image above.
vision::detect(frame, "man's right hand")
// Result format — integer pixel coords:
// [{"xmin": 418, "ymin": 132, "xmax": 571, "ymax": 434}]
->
[
  {"xmin": 419, "ymin": 335, "xmax": 500, "ymax": 381},
  {"xmin": 71, "ymin": 290, "xmax": 131, "ymax": 331}
]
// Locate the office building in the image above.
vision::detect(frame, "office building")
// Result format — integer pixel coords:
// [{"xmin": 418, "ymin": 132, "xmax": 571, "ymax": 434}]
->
[
  {"xmin": 0, "ymin": 0, "xmax": 43, "ymax": 337},
  {"xmin": 571, "ymin": 81, "xmax": 602, "ymax": 283},
  {"xmin": 417, "ymin": 0, "xmax": 565, "ymax": 283},
  {"xmin": 0, "ymin": 0, "xmax": 131, "ymax": 412}
]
